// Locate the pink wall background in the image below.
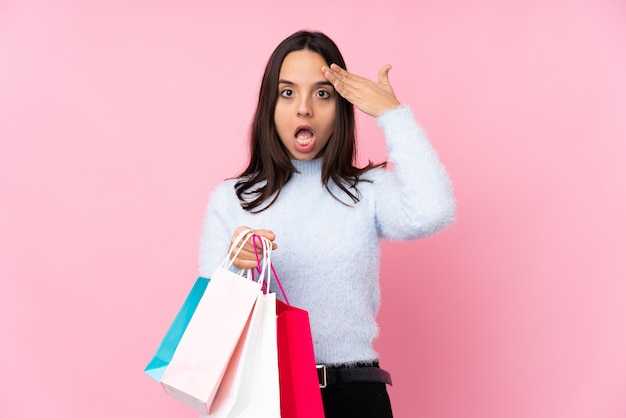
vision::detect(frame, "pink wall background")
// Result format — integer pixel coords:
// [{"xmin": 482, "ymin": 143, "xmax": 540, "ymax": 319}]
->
[{"xmin": 2, "ymin": 1, "xmax": 625, "ymax": 417}]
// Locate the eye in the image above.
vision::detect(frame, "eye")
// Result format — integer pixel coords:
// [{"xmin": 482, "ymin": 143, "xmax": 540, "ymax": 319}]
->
[
  {"xmin": 280, "ymin": 89, "xmax": 294, "ymax": 98},
  {"xmin": 316, "ymin": 90, "xmax": 331, "ymax": 99}
]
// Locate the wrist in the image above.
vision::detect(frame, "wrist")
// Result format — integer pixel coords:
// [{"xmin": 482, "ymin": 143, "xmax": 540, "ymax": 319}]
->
[{"xmin": 375, "ymin": 102, "xmax": 403, "ymax": 118}]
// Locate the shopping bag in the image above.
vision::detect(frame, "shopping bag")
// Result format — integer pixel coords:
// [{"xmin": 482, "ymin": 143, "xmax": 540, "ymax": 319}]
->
[
  {"xmin": 244, "ymin": 234, "xmax": 324, "ymax": 418},
  {"xmin": 144, "ymin": 276, "xmax": 210, "ymax": 382},
  {"xmin": 205, "ymin": 292, "xmax": 280, "ymax": 418},
  {"xmin": 204, "ymin": 235, "xmax": 280, "ymax": 418},
  {"xmin": 276, "ymin": 300, "xmax": 325, "ymax": 418},
  {"xmin": 198, "ymin": 304, "xmax": 251, "ymax": 418},
  {"xmin": 146, "ymin": 229, "xmax": 264, "ymax": 413}
]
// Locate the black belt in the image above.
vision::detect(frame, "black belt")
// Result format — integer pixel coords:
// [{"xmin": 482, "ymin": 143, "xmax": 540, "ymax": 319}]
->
[{"xmin": 316, "ymin": 364, "xmax": 393, "ymax": 388}]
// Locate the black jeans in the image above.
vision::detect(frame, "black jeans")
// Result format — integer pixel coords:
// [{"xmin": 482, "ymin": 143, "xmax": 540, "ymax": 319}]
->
[{"xmin": 321, "ymin": 382, "xmax": 393, "ymax": 418}]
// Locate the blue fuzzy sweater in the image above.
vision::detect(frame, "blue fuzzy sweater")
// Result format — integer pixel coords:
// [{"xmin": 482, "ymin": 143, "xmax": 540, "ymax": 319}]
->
[{"xmin": 199, "ymin": 106, "xmax": 456, "ymax": 365}]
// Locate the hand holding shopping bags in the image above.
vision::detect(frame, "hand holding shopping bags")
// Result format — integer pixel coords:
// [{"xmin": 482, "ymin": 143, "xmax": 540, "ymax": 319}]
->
[
  {"xmin": 145, "ymin": 231, "xmax": 323, "ymax": 417},
  {"xmin": 145, "ymin": 229, "xmax": 269, "ymax": 414}
]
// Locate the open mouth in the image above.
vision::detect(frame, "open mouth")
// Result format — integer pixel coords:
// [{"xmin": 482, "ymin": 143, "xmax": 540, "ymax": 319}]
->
[{"xmin": 295, "ymin": 127, "xmax": 315, "ymax": 146}]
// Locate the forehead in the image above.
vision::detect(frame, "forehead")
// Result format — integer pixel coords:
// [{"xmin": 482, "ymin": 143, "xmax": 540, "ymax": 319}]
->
[{"xmin": 278, "ymin": 50, "xmax": 327, "ymax": 82}]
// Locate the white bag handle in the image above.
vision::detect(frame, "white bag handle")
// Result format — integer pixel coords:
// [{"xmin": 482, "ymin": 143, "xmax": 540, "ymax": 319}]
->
[
  {"xmin": 219, "ymin": 229, "xmax": 273, "ymax": 288},
  {"xmin": 249, "ymin": 234, "xmax": 274, "ymax": 290},
  {"xmin": 220, "ymin": 228, "xmax": 253, "ymax": 270}
]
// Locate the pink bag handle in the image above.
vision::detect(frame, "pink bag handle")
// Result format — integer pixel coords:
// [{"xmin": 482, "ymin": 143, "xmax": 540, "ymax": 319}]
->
[{"xmin": 251, "ymin": 233, "xmax": 290, "ymax": 305}]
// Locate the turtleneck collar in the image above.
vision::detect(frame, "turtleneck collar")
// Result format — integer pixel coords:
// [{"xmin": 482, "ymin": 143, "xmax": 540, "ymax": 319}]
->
[{"xmin": 291, "ymin": 158, "xmax": 323, "ymax": 178}]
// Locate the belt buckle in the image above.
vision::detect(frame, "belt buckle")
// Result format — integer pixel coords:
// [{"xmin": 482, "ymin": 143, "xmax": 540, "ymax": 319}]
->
[{"xmin": 316, "ymin": 365, "xmax": 327, "ymax": 388}]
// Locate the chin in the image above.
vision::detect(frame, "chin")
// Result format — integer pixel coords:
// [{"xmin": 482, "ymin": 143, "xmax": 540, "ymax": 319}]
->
[{"xmin": 293, "ymin": 154, "xmax": 316, "ymax": 161}]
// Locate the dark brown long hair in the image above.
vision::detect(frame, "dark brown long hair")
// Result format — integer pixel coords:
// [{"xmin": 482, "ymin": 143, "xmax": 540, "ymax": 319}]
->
[{"xmin": 235, "ymin": 30, "xmax": 383, "ymax": 212}]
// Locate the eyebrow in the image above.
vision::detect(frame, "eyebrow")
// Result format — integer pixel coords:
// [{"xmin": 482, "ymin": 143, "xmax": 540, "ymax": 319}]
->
[{"xmin": 278, "ymin": 79, "xmax": 334, "ymax": 88}]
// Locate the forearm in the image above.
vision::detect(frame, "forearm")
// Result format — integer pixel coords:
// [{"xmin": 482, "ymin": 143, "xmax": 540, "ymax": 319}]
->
[
  {"xmin": 375, "ymin": 105, "xmax": 456, "ymax": 240},
  {"xmin": 198, "ymin": 196, "xmax": 232, "ymax": 278}
]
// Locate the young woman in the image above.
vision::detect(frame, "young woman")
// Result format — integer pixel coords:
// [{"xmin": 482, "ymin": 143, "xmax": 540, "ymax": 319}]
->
[{"xmin": 199, "ymin": 30, "xmax": 455, "ymax": 418}]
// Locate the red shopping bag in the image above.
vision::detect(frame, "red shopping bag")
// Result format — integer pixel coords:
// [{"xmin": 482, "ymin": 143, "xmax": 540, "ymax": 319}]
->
[
  {"xmin": 249, "ymin": 234, "xmax": 324, "ymax": 418},
  {"xmin": 276, "ymin": 300, "xmax": 324, "ymax": 418}
]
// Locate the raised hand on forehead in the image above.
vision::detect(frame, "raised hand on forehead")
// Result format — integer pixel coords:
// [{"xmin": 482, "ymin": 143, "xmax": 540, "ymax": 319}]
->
[{"xmin": 322, "ymin": 63, "xmax": 401, "ymax": 118}]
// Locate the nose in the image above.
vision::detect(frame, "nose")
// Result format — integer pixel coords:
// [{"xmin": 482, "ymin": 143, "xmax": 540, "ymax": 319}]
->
[{"xmin": 297, "ymin": 96, "xmax": 312, "ymax": 117}]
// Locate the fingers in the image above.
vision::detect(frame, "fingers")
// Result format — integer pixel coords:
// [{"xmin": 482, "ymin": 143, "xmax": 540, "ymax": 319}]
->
[
  {"xmin": 230, "ymin": 227, "xmax": 276, "ymax": 249},
  {"xmin": 322, "ymin": 62, "xmax": 400, "ymax": 117},
  {"xmin": 232, "ymin": 257, "xmax": 262, "ymax": 270},
  {"xmin": 322, "ymin": 64, "xmax": 360, "ymax": 105},
  {"xmin": 378, "ymin": 64, "xmax": 392, "ymax": 86},
  {"xmin": 231, "ymin": 247, "xmax": 264, "ymax": 270},
  {"xmin": 229, "ymin": 226, "xmax": 277, "ymax": 270},
  {"xmin": 322, "ymin": 65, "xmax": 345, "ymax": 97},
  {"xmin": 328, "ymin": 63, "xmax": 363, "ymax": 85},
  {"xmin": 323, "ymin": 64, "xmax": 362, "ymax": 93},
  {"xmin": 252, "ymin": 229, "xmax": 276, "ymax": 244}
]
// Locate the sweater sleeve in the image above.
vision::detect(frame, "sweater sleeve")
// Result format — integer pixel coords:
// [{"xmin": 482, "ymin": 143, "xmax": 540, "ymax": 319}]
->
[
  {"xmin": 198, "ymin": 182, "xmax": 236, "ymax": 278},
  {"xmin": 374, "ymin": 105, "xmax": 456, "ymax": 240}
]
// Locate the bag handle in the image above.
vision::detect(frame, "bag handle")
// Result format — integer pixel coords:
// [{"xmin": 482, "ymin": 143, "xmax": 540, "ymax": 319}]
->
[
  {"xmin": 220, "ymin": 228, "xmax": 252, "ymax": 270},
  {"xmin": 253, "ymin": 233, "xmax": 273, "ymax": 289},
  {"xmin": 217, "ymin": 229, "xmax": 267, "ymax": 286},
  {"xmin": 251, "ymin": 234, "xmax": 290, "ymax": 305}
]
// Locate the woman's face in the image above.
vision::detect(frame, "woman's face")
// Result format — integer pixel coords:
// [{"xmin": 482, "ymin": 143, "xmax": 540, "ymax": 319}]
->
[{"xmin": 274, "ymin": 49, "xmax": 336, "ymax": 160}]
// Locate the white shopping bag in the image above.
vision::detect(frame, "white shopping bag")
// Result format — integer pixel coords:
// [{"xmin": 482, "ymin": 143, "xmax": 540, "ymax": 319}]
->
[
  {"xmin": 160, "ymin": 230, "xmax": 265, "ymax": 413},
  {"xmin": 204, "ymin": 235, "xmax": 281, "ymax": 418}
]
